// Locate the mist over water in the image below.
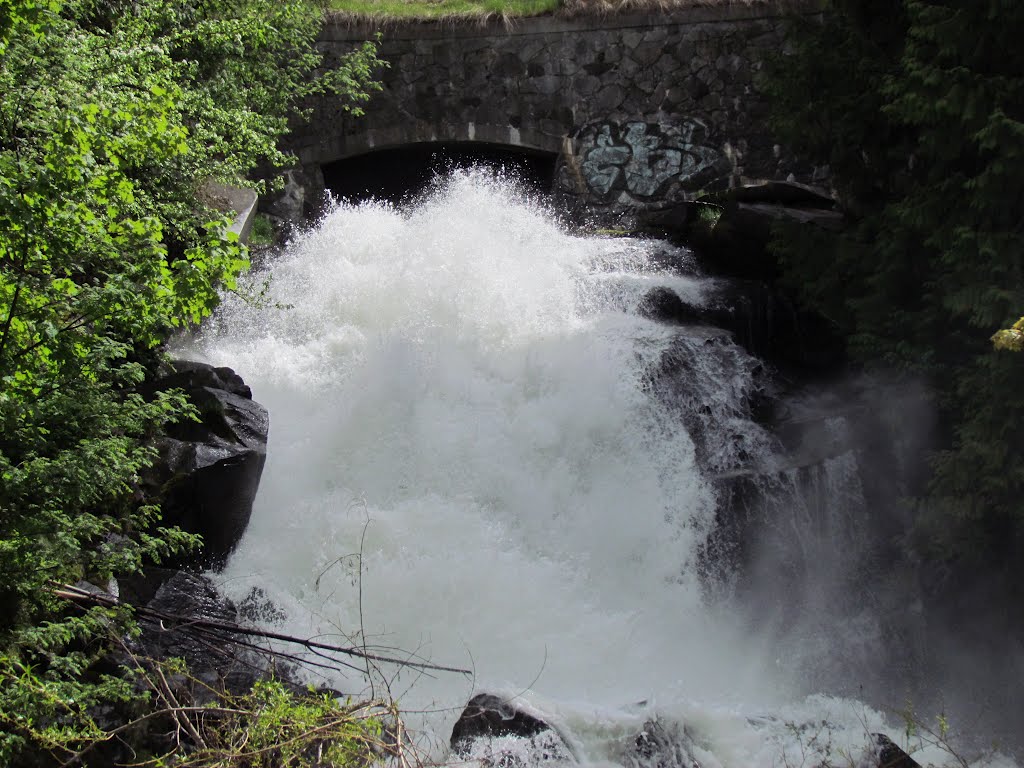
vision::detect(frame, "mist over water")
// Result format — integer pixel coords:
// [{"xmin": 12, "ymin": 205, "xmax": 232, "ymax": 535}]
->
[{"xmin": 190, "ymin": 172, "xmax": 1015, "ymax": 767}]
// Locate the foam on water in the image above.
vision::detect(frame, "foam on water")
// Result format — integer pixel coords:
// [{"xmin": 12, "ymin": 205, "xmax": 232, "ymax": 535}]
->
[{"xmin": 189, "ymin": 171, "xmax": 1011, "ymax": 767}]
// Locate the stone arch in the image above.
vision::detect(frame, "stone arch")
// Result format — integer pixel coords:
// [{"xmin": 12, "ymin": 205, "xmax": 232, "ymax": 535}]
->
[
  {"xmin": 320, "ymin": 137, "xmax": 560, "ymax": 204},
  {"xmin": 298, "ymin": 121, "xmax": 564, "ymax": 168}
]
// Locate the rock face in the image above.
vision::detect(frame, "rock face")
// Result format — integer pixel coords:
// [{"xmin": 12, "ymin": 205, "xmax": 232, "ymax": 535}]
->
[
  {"xmin": 637, "ymin": 281, "xmax": 843, "ymax": 373},
  {"xmin": 638, "ymin": 286, "xmax": 704, "ymax": 326},
  {"xmin": 261, "ymin": 165, "xmax": 327, "ymax": 228},
  {"xmin": 629, "ymin": 181, "xmax": 848, "ymax": 372},
  {"xmin": 450, "ymin": 694, "xmax": 574, "ymax": 765},
  {"xmin": 148, "ymin": 360, "xmax": 269, "ymax": 570},
  {"xmin": 135, "ymin": 571, "xmax": 259, "ymax": 693}
]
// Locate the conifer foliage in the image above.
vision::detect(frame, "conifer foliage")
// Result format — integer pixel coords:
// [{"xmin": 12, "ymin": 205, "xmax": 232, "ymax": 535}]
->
[{"xmin": 765, "ymin": 1, "xmax": 1024, "ymax": 604}]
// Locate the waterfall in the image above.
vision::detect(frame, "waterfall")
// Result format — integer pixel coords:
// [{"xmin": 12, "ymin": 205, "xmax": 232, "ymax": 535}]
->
[{"xmin": 189, "ymin": 170, "xmax": 1012, "ymax": 767}]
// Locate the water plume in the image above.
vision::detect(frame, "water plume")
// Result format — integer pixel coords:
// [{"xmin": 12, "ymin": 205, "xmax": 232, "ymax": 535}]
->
[{"xmin": 189, "ymin": 170, "xmax": 1012, "ymax": 767}]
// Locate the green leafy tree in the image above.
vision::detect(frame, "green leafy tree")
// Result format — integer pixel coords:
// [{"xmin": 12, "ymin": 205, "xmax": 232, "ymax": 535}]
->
[{"xmin": 0, "ymin": 0, "xmax": 383, "ymax": 761}]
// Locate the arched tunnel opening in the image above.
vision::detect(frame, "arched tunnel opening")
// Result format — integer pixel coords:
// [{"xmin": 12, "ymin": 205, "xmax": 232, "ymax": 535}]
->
[{"xmin": 321, "ymin": 142, "xmax": 558, "ymax": 205}]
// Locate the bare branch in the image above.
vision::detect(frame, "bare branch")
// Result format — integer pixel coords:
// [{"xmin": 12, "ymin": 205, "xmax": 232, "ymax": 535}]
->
[{"xmin": 53, "ymin": 582, "xmax": 472, "ymax": 676}]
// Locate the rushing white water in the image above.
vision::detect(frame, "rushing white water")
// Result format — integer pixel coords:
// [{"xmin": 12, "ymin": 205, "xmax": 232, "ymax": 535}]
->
[{"xmin": 189, "ymin": 172, "xmax": 1013, "ymax": 768}]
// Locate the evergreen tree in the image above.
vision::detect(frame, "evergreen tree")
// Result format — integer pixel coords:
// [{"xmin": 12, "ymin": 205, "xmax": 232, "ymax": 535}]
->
[{"xmin": 765, "ymin": 0, "xmax": 1024, "ymax": 605}]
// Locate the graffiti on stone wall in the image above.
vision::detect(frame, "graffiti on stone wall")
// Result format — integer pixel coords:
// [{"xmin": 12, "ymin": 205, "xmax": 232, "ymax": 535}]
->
[{"xmin": 573, "ymin": 120, "xmax": 730, "ymax": 203}]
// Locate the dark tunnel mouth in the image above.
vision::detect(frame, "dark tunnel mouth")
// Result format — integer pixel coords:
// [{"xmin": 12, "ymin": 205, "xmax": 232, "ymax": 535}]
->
[{"xmin": 321, "ymin": 142, "xmax": 559, "ymax": 207}]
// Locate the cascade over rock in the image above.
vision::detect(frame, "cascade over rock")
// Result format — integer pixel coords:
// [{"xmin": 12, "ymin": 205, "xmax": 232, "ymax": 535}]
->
[
  {"xmin": 451, "ymin": 694, "xmax": 574, "ymax": 765},
  {"xmin": 637, "ymin": 286, "xmax": 704, "ymax": 326},
  {"xmin": 189, "ymin": 174, "xmax": 1016, "ymax": 766}
]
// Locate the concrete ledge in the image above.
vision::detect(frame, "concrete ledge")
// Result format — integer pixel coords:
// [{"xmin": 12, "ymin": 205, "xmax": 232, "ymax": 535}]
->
[
  {"xmin": 202, "ymin": 182, "xmax": 259, "ymax": 245},
  {"xmin": 227, "ymin": 188, "xmax": 259, "ymax": 244}
]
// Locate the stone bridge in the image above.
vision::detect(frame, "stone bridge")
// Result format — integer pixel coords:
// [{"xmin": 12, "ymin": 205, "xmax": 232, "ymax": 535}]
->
[{"xmin": 279, "ymin": 0, "xmax": 826, "ymax": 220}]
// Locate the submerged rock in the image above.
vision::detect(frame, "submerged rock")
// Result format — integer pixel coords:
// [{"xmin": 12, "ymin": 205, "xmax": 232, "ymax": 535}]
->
[
  {"xmin": 871, "ymin": 734, "xmax": 921, "ymax": 768},
  {"xmin": 450, "ymin": 693, "xmax": 574, "ymax": 765},
  {"xmin": 625, "ymin": 719, "xmax": 705, "ymax": 768},
  {"xmin": 638, "ymin": 286, "xmax": 704, "ymax": 326}
]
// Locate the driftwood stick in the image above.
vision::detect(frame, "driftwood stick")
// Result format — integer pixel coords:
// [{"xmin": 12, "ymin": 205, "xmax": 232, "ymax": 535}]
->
[{"xmin": 52, "ymin": 583, "xmax": 471, "ymax": 676}]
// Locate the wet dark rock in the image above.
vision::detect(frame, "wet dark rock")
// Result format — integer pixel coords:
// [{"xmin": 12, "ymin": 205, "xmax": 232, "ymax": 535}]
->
[
  {"xmin": 86, "ymin": 572, "xmax": 299, "ymax": 766},
  {"xmin": 698, "ymin": 471, "xmax": 780, "ymax": 592},
  {"xmin": 117, "ymin": 565, "xmax": 186, "ymax": 607},
  {"xmin": 146, "ymin": 359, "xmax": 269, "ymax": 570},
  {"xmin": 699, "ymin": 280, "xmax": 844, "ymax": 373},
  {"xmin": 451, "ymin": 694, "xmax": 549, "ymax": 750},
  {"xmin": 872, "ymin": 734, "xmax": 921, "ymax": 768},
  {"xmin": 635, "ymin": 276, "xmax": 843, "ymax": 375},
  {"xmin": 125, "ymin": 571, "xmax": 281, "ymax": 704},
  {"xmin": 682, "ymin": 183, "xmax": 842, "ymax": 286},
  {"xmin": 140, "ymin": 572, "xmax": 238, "ymax": 658},
  {"xmin": 740, "ymin": 202, "xmax": 844, "ymax": 227},
  {"xmin": 638, "ymin": 287, "xmax": 704, "ymax": 326},
  {"xmin": 450, "ymin": 694, "xmax": 574, "ymax": 764}
]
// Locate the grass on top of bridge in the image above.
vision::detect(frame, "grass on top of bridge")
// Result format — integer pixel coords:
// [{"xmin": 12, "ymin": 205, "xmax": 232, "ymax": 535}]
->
[
  {"xmin": 326, "ymin": 0, "xmax": 559, "ymax": 19},
  {"xmin": 325, "ymin": 0, "xmax": 762, "ymax": 21}
]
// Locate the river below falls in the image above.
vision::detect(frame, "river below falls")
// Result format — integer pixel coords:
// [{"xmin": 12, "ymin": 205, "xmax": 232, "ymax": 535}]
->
[{"xmin": 186, "ymin": 171, "xmax": 1017, "ymax": 768}]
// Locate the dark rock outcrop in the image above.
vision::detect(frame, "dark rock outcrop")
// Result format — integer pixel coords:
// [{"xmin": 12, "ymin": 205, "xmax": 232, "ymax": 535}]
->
[
  {"xmin": 697, "ymin": 202, "xmax": 842, "ymax": 281},
  {"xmin": 89, "ymin": 572, "xmax": 293, "ymax": 765},
  {"xmin": 639, "ymin": 279, "xmax": 844, "ymax": 373},
  {"xmin": 450, "ymin": 694, "xmax": 574, "ymax": 765},
  {"xmin": 133, "ymin": 570, "xmax": 263, "ymax": 697},
  {"xmin": 146, "ymin": 360, "xmax": 269, "ymax": 570}
]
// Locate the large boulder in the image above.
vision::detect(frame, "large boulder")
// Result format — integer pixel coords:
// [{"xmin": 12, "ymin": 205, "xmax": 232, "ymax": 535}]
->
[
  {"xmin": 147, "ymin": 360, "xmax": 269, "ymax": 570},
  {"xmin": 89, "ymin": 571, "xmax": 296, "ymax": 765}
]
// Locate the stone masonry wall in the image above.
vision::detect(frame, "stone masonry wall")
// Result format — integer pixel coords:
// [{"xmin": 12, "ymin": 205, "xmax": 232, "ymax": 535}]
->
[{"xmin": 283, "ymin": 1, "xmax": 826, "ymax": 221}]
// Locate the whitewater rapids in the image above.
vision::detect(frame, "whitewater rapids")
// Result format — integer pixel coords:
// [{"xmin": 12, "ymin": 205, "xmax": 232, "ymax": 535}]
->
[{"xmin": 189, "ymin": 171, "xmax": 1013, "ymax": 768}]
